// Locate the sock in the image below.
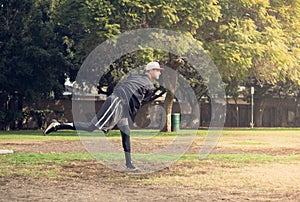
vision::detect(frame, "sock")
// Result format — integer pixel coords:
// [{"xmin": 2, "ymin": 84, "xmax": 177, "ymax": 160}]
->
[{"xmin": 58, "ymin": 123, "xmax": 76, "ymax": 130}]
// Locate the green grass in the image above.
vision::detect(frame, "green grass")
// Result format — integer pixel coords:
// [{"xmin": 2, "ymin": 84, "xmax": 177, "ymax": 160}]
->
[
  {"xmin": 93, "ymin": 153, "xmax": 186, "ymax": 162},
  {"xmin": 0, "ymin": 129, "xmax": 206, "ymax": 140},
  {"xmin": 219, "ymin": 154, "xmax": 300, "ymax": 164},
  {"xmin": 93, "ymin": 152, "xmax": 300, "ymax": 163},
  {"xmin": 181, "ymin": 153, "xmax": 300, "ymax": 163},
  {"xmin": 0, "ymin": 153, "xmax": 93, "ymax": 178},
  {"xmin": 1, "ymin": 152, "xmax": 299, "ymax": 166},
  {"xmin": 223, "ymin": 127, "xmax": 300, "ymax": 131},
  {"xmin": 1, "ymin": 129, "xmax": 299, "ymax": 166},
  {"xmin": 0, "ymin": 153, "xmax": 92, "ymax": 164},
  {"xmin": 0, "ymin": 130, "xmax": 80, "ymax": 140},
  {"xmin": 1, "ymin": 152, "xmax": 299, "ymax": 180},
  {"xmin": 1, "ymin": 128, "xmax": 299, "ymax": 141}
]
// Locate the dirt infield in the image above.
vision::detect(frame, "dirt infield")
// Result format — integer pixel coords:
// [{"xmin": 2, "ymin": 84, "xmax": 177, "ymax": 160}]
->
[{"xmin": 0, "ymin": 131, "xmax": 299, "ymax": 201}]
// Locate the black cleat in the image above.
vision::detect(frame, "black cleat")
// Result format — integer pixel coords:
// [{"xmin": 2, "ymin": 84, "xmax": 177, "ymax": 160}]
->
[{"xmin": 43, "ymin": 119, "xmax": 60, "ymax": 135}]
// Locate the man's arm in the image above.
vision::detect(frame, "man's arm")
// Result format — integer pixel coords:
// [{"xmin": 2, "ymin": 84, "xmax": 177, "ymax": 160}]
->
[{"xmin": 142, "ymin": 86, "xmax": 166, "ymax": 105}]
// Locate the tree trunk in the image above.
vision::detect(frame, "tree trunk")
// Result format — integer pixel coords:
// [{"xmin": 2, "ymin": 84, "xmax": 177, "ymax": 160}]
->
[
  {"xmin": 4, "ymin": 95, "xmax": 11, "ymax": 131},
  {"xmin": 162, "ymin": 89, "xmax": 176, "ymax": 132},
  {"xmin": 254, "ymin": 98, "xmax": 265, "ymax": 127},
  {"xmin": 17, "ymin": 94, "xmax": 23, "ymax": 129},
  {"xmin": 234, "ymin": 99, "xmax": 239, "ymax": 127},
  {"xmin": 160, "ymin": 53, "xmax": 184, "ymax": 132}
]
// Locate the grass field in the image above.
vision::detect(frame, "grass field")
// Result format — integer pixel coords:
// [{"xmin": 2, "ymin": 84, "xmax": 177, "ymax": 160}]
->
[{"xmin": 0, "ymin": 129, "xmax": 299, "ymax": 201}]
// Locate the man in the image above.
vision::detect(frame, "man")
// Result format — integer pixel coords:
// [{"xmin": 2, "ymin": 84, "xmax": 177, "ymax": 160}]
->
[{"xmin": 44, "ymin": 61, "xmax": 165, "ymax": 171}]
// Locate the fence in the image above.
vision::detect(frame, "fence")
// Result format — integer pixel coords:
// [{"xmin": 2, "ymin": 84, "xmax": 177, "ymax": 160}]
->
[{"xmin": 2, "ymin": 97, "xmax": 300, "ymax": 130}]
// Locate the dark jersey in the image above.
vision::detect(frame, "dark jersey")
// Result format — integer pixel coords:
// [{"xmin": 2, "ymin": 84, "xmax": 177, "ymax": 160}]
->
[{"xmin": 113, "ymin": 74, "xmax": 155, "ymax": 119}]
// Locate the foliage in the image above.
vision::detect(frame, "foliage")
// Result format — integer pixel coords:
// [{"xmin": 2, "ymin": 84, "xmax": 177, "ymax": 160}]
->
[
  {"xmin": 200, "ymin": 0, "xmax": 300, "ymax": 97},
  {"xmin": 0, "ymin": 0, "xmax": 68, "ymax": 99},
  {"xmin": 1, "ymin": 0, "xmax": 300, "ymax": 130},
  {"xmin": 0, "ymin": 0, "xmax": 69, "ymax": 129}
]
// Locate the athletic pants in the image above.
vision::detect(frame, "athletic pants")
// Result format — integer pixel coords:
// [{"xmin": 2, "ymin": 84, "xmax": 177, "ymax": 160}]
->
[{"xmin": 74, "ymin": 94, "xmax": 131, "ymax": 153}]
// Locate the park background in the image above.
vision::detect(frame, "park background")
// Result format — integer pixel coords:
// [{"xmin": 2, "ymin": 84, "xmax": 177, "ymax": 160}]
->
[
  {"xmin": 1, "ymin": 0, "xmax": 300, "ymax": 131},
  {"xmin": 0, "ymin": 1, "xmax": 300, "ymax": 201}
]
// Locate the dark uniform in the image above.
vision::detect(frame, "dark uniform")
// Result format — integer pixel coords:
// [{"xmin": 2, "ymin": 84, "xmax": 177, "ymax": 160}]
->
[
  {"xmin": 90, "ymin": 74, "xmax": 155, "ymax": 131},
  {"xmin": 71, "ymin": 74, "xmax": 157, "ymax": 169}
]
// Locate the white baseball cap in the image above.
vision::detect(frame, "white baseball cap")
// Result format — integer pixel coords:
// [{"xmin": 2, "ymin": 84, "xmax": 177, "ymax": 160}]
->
[{"xmin": 145, "ymin": 62, "xmax": 165, "ymax": 71}]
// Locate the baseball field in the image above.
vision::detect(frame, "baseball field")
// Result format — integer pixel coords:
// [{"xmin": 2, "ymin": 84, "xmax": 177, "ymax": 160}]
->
[{"xmin": 0, "ymin": 129, "xmax": 299, "ymax": 201}]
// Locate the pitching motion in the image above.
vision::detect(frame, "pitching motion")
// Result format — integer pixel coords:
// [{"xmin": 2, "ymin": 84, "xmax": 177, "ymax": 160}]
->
[{"xmin": 44, "ymin": 62, "xmax": 165, "ymax": 172}]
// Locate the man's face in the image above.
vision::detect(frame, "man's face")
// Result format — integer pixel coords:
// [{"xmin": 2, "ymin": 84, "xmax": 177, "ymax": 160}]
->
[{"xmin": 150, "ymin": 69, "xmax": 161, "ymax": 80}]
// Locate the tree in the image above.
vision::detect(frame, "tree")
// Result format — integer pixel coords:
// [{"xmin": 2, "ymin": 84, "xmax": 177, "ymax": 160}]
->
[
  {"xmin": 56, "ymin": 0, "xmax": 224, "ymax": 132},
  {"xmin": 52, "ymin": 0, "xmax": 220, "ymax": 131},
  {"xmin": 200, "ymin": 0, "xmax": 300, "ymax": 93},
  {"xmin": 52, "ymin": 0, "xmax": 121, "ymax": 81},
  {"xmin": 108, "ymin": 0, "xmax": 222, "ymax": 131},
  {"xmin": 0, "ymin": 0, "xmax": 68, "ymax": 130},
  {"xmin": 6, "ymin": 0, "xmax": 296, "ymax": 131}
]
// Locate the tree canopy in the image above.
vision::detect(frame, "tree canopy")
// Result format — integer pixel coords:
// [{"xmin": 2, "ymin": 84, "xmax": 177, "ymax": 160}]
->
[{"xmin": 200, "ymin": 0, "xmax": 300, "ymax": 95}]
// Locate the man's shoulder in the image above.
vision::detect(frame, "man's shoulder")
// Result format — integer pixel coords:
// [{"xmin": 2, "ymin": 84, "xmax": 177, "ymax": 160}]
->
[
  {"xmin": 128, "ymin": 73, "xmax": 147, "ymax": 78},
  {"xmin": 125, "ymin": 74, "xmax": 153, "ymax": 89},
  {"xmin": 127, "ymin": 74, "xmax": 150, "ymax": 82}
]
